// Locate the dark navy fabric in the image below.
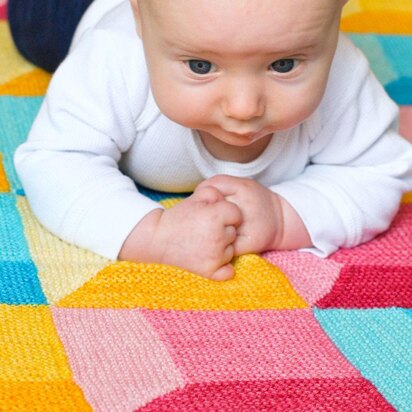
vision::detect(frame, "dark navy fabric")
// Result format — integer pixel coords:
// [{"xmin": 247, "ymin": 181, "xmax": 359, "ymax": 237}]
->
[{"xmin": 8, "ymin": 0, "xmax": 94, "ymax": 72}]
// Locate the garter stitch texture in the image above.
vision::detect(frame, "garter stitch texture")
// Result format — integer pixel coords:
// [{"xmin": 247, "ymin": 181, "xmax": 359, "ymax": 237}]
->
[{"xmin": 1, "ymin": 1, "xmax": 412, "ymax": 410}]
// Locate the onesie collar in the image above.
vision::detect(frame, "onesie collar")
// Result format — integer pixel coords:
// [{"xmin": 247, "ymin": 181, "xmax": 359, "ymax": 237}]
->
[{"xmin": 186, "ymin": 129, "xmax": 291, "ymax": 179}]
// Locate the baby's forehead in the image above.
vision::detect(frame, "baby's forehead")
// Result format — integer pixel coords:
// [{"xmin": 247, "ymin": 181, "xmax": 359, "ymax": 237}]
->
[
  {"xmin": 139, "ymin": 0, "xmax": 341, "ymax": 52},
  {"xmin": 140, "ymin": 0, "xmax": 341, "ymax": 19}
]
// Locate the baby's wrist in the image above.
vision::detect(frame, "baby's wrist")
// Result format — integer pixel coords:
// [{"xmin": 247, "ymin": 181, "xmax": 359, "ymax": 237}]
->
[
  {"xmin": 118, "ymin": 208, "xmax": 164, "ymax": 262},
  {"xmin": 270, "ymin": 193, "xmax": 312, "ymax": 251},
  {"xmin": 266, "ymin": 193, "xmax": 285, "ymax": 250}
]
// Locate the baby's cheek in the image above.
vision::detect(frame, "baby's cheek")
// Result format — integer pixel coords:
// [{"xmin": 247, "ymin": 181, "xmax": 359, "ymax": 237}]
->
[
  {"xmin": 283, "ymin": 84, "xmax": 325, "ymax": 127},
  {"xmin": 290, "ymin": 99, "xmax": 319, "ymax": 125},
  {"xmin": 157, "ymin": 91, "xmax": 210, "ymax": 129}
]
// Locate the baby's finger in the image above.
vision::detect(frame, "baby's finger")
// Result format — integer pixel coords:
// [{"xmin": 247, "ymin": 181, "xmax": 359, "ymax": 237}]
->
[
  {"xmin": 223, "ymin": 243, "xmax": 235, "ymax": 262},
  {"xmin": 225, "ymin": 225, "xmax": 237, "ymax": 244},
  {"xmin": 233, "ymin": 234, "xmax": 253, "ymax": 256},
  {"xmin": 198, "ymin": 175, "xmax": 239, "ymax": 197},
  {"xmin": 215, "ymin": 200, "xmax": 243, "ymax": 227},
  {"xmin": 192, "ymin": 185, "xmax": 224, "ymax": 204},
  {"xmin": 209, "ymin": 263, "xmax": 235, "ymax": 281}
]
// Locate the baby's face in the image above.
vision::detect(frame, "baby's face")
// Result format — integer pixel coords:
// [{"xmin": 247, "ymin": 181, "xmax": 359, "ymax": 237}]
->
[{"xmin": 132, "ymin": 0, "xmax": 345, "ymax": 148}]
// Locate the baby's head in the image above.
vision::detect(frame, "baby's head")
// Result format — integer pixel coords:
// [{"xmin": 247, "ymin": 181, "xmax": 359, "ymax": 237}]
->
[{"xmin": 131, "ymin": 0, "xmax": 347, "ymax": 148}]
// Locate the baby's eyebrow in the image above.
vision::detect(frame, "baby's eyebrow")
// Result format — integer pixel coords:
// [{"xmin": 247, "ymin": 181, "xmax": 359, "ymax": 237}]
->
[
  {"xmin": 168, "ymin": 41, "xmax": 318, "ymax": 58},
  {"xmin": 164, "ymin": 33, "xmax": 318, "ymax": 55}
]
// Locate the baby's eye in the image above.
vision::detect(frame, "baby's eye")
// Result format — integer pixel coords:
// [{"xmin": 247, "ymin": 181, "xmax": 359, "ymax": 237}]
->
[
  {"xmin": 269, "ymin": 59, "xmax": 298, "ymax": 73},
  {"xmin": 186, "ymin": 60, "xmax": 214, "ymax": 75}
]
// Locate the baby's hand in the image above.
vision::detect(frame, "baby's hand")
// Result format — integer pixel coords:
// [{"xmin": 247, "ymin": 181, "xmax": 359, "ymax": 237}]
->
[
  {"xmin": 197, "ymin": 175, "xmax": 284, "ymax": 255},
  {"xmin": 119, "ymin": 185, "xmax": 242, "ymax": 281},
  {"xmin": 198, "ymin": 175, "xmax": 312, "ymax": 254}
]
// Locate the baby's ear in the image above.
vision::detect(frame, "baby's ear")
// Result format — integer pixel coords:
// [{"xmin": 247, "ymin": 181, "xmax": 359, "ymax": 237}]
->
[{"xmin": 130, "ymin": 0, "xmax": 143, "ymax": 37}]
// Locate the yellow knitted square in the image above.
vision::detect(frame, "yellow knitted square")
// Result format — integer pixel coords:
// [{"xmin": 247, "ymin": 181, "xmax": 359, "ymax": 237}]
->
[
  {"xmin": 402, "ymin": 192, "xmax": 412, "ymax": 203},
  {"xmin": 16, "ymin": 196, "xmax": 111, "ymax": 304},
  {"xmin": 341, "ymin": 0, "xmax": 412, "ymax": 34},
  {"xmin": 0, "ymin": 68, "xmax": 51, "ymax": 96},
  {"xmin": 0, "ymin": 154, "xmax": 9, "ymax": 192},
  {"xmin": 0, "ymin": 381, "xmax": 91, "ymax": 412},
  {"xmin": 0, "ymin": 22, "xmax": 35, "ymax": 87},
  {"xmin": 56, "ymin": 254, "xmax": 307, "ymax": 310},
  {"xmin": 0, "ymin": 305, "xmax": 72, "ymax": 381}
]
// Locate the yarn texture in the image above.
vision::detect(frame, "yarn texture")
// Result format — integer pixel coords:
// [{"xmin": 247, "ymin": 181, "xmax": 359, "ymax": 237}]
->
[{"xmin": 1, "ymin": 1, "xmax": 412, "ymax": 410}]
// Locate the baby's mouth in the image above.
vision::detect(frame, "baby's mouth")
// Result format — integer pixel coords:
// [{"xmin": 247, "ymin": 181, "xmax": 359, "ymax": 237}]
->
[{"xmin": 225, "ymin": 128, "xmax": 268, "ymax": 142}]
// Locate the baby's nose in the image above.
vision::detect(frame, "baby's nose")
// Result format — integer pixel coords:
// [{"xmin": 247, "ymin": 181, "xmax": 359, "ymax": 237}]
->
[{"xmin": 222, "ymin": 80, "xmax": 264, "ymax": 121}]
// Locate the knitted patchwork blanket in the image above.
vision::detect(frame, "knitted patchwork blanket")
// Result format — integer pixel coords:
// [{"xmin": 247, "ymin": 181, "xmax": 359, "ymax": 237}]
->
[{"xmin": 1, "ymin": 1, "xmax": 412, "ymax": 410}]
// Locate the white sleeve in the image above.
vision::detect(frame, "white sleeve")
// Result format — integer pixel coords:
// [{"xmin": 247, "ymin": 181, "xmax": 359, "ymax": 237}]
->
[
  {"xmin": 271, "ymin": 36, "xmax": 412, "ymax": 257},
  {"xmin": 14, "ymin": 29, "xmax": 163, "ymax": 260}
]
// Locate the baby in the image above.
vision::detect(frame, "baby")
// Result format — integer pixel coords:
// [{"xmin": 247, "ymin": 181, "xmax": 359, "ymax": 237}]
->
[{"xmin": 14, "ymin": 0, "xmax": 412, "ymax": 280}]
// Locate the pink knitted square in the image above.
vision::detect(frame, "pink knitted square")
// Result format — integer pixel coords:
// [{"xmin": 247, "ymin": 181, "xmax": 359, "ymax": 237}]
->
[
  {"xmin": 0, "ymin": 1, "xmax": 6, "ymax": 20},
  {"xmin": 400, "ymin": 106, "xmax": 412, "ymax": 142},
  {"xmin": 143, "ymin": 309, "xmax": 359, "ymax": 384},
  {"xmin": 136, "ymin": 378, "xmax": 395, "ymax": 412},
  {"xmin": 263, "ymin": 250, "xmax": 343, "ymax": 305},
  {"xmin": 52, "ymin": 308, "xmax": 184, "ymax": 411},
  {"xmin": 331, "ymin": 204, "xmax": 412, "ymax": 265},
  {"xmin": 316, "ymin": 265, "xmax": 412, "ymax": 308}
]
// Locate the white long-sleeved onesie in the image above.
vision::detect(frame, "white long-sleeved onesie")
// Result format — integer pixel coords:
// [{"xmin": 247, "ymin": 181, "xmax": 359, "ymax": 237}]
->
[{"xmin": 14, "ymin": 0, "xmax": 412, "ymax": 260}]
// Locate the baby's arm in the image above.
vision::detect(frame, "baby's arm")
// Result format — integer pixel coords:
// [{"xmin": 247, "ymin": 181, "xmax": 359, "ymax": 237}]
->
[
  {"xmin": 270, "ymin": 39, "xmax": 412, "ymax": 256},
  {"xmin": 275, "ymin": 99, "xmax": 411, "ymax": 254},
  {"xmin": 14, "ymin": 30, "xmax": 165, "ymax": 260},
  {"xmin": 119, "ymin": 185, "xmax": 242, "ymax": 280}
]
